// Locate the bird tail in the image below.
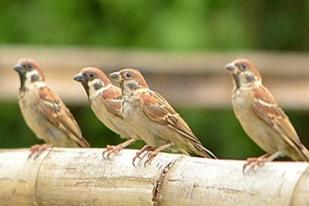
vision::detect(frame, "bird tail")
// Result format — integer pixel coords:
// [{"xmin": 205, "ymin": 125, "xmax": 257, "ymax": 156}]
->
[{"xmin": 194, "ymin": 143, "xmax": 217, "ymax": 159}]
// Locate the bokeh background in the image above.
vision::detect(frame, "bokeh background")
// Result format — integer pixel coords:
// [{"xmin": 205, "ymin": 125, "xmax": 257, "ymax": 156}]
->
[{"xmin": 0, "ymin": 0, "xmax": 309, "ymax": 159}]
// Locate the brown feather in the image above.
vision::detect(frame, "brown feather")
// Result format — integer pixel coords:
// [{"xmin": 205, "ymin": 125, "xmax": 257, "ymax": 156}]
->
[
  {"xmin": 38, "ymin": 87, "xmax": 89, "ymax": 147},
  {"xmin": 140, "ymin": 91, "xmax": 215, "ymax": 158},
  {"xmin": 101, "ymin": 87, "xmax": 123, "ymax": 118},
  {"xmin": 251, "ymin": 86, "xmax": 308, "ymax": 161}
]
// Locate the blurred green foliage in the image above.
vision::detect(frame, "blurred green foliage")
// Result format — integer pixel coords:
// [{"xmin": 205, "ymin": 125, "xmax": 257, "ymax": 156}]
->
[
  {"xmin": 1, "ymin": 102, "xmax": 308, "ymax": 159},
  {"xmin": 0, "ymin": 0, "xmax": 309, "ymax": 159},
  {"xmin": 1, "ymin": 0, "xmax": 309, "ymax": 51}
]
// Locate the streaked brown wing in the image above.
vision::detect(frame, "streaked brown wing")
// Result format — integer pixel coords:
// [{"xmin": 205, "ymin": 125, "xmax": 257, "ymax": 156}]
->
[
  {"xmin": 102, "ymin": 98, "xmax": 123, "ymax": 118},
  {"xmin": 251, "ymin": 86, "xmax": 301, "ymax": 148},
  {"xmin": 141, "ymin": 91, "xmax": 202, "ymax": 145},
  {"xmin": 38, "ymin": 87, "xmax": 89, "ymax": 147},
  {"xmin": 101, "ymin": 86, "xmax": 123, "ymax": 118}
]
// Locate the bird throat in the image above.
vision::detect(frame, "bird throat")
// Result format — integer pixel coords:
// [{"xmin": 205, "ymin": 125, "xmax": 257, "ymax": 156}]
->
[
  {"xmin": 18, "ymin": 73, "xmax": 26, "ymax": 91},
  {"xmin": 121, "ymin": 81, "xmax": 132, "ymax": 96},
  {"xmin": 232, "ymin": 73, "xmax": 240, "ymax": 90},
  {"xmin": 82, "ymin": 82, "xmax": 90, "ymax": 96}
]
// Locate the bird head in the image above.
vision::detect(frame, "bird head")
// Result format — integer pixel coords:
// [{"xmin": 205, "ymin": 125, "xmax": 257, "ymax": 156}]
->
[
  {"xmin": 109, "ymin": 68, "xmax": 148, "ymax": 94},
  {"xmin": 14, "ymin": 58, "xmax": 45, "ymax": 90},
  {"xmin": 74, "ymin": 67, "xmax": 111, "ymax": 97},
  {"xmin": 225, "ymin": 58, "xmax": 262, "ymax": 89}
]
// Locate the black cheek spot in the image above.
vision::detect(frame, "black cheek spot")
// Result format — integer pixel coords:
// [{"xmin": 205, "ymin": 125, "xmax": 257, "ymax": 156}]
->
[
  {"xmin": 31, "ymin": 74, "xmax": 40, "ymax": 82},
  {"xmin": 127, "ymin": 81, "xmax": 139, "ymax": 90},
  {"xmin": 245, "ymin": 74, "xmax": 255, "ymax": 82},
  {"xmin": 94, "ymin": 82, "xmax": 103, "ymax": 90}
]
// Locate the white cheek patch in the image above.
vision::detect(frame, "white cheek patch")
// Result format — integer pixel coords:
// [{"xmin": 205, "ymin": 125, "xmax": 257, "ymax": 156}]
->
[
  {"xmin": 26, "ymin": 70, "xmax": 39, "ymax": 79},
  {"xmin": 239, "ymin": 71, "xmax": 261, "ymax": 87},
  {"xmin": 24, "ymin": 70, "xmax": 45, "ymax": 87},
  {"xmin": 238, "ymin": 74, "xmax": 248, "ymax": 84}
]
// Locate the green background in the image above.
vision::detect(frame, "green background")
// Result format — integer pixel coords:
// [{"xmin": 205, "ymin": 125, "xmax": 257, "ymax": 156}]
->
[{"xmin": 1, "ymin": 0, "xmax": 309, "ymax": 159}]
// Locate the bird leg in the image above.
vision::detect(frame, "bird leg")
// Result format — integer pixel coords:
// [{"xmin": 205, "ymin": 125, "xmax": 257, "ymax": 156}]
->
[
  {"xmin": 144, "ymin": 143, "xmax": 173, "ymax": 166},
  {"xmin": 132, "ymin": 145, "xmax": 154, "ymax": 167},
  {"xmin": 243, "ymin": 151, "xmax": 283, "ymax": 174},
  {"xmin": 28, "ymin": 143, "xmax": 52, "ymax": 160},
  {"xmin": 102, "ymin": 139, "xmax": 136, "ymax": 159}
]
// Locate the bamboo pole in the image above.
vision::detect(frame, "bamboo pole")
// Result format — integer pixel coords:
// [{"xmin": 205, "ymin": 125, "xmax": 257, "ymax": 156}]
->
[{"xmin": 0, "ymin": 148, "xmax": 307, "ymax": 206}]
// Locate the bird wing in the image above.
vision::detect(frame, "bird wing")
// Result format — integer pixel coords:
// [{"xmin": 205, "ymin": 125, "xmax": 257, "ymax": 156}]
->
[
  {"xmin": 101, "ymin": 86, "xmax": 123, "ymax": 119},
  {"xmin": 251, "ymin": 86, "xmax": 302, "ymax": 150},
  {"xmin": 141, "ymin": 90, "xmax": 208, "ymax": 142},
  {"xmin": 140, "ymin": 90, "xmax": 215, "ymax": 158},
  {"xmin": 38, "ymin": 87, "xmax": 89, "ymax": 147}
]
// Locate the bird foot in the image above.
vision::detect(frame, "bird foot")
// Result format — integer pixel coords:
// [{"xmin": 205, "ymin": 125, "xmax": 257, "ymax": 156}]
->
[
  {"xmin": 243, "ymin": 157, "xmax": 266, "ymax": 174},
  {"xmin": 28, "ymin": 144, "xmax": 52, "ymax": 160},
  {"xmin": 102, "ymin": 145, "xmax": 123, "ymax": 159},
  {"xmin": 144, "ymin": 150, "xmax": 160, "ymax": 167},
  {"xmin": 132, "ymin": 145, "xmax": 154, "ymax": 167}
]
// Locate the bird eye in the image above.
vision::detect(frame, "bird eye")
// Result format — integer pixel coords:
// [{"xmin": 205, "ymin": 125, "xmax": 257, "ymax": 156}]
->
[
  {"xmin": 125, "ymin": 72, "xmax": 132, "ymax": 79},
  {"xmin": 239, "ymin": 63, "xmax": 247, "ymax": 71},
  {"xmin": 89, "ymin": 73, "xmax": 95, "ymax": 78}
]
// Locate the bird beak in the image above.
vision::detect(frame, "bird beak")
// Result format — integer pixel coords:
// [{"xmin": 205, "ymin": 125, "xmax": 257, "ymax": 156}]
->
[
  {"xmin": 109, "ymin": 72, "xmax": 121, "ymax": 82},
  {"xmin": 225, "ymin": 62, "xmax": 237, "ymax": 73},
  {"xmin": 14, "ymin": 64, "xmax": 26, "ymax": 74},
  {"xmin": 73, "ymin": 72, "xmax": 86, "ymax": 83}
]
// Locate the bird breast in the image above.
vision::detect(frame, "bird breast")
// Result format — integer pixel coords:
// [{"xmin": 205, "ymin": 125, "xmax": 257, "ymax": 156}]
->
[
  {"xmin": 232, "ymin": 88, "xmax": 279, "ymax": 153},
  {"xmin": 18, "ymin": 88, "xmax": 47, "ymax": 141},
  {"xmin": 90, "ymin": 98, "xmax": 125, "ymax": 136}
]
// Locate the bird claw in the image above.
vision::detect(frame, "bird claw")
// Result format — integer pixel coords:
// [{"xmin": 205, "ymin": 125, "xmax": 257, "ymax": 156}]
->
[
  {"xmin": 132, "ymin": 145, "xmax": 153, "ymax": 167},
  {"xmin": 144, "ymin": 151, "xmax": 159, "ymax": 167},
  {"xmin": 28, "ymin": 144, "xmax": 52, "ymax": 160},
  {"xmin": 243, "ymin": 157, "xmax": 266, "ymax": 174},
  {"xmin": 102, "ymin": 145, "xmax": 123, "ymax": 160},
  {"xmin": 132, "ymin": 151, "xmax": 146, "ymax": 167}
]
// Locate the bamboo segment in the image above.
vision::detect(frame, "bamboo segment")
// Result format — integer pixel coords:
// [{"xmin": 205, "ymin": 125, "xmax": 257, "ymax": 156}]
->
[{"xmin": 0, "ymin": 148, "xmax": 307, "ymax": 206}]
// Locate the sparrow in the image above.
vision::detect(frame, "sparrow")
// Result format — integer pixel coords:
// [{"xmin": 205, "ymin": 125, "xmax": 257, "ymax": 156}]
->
[
  {"xmin": 109, "ymin": 68, "xmax": 216, "ymax": 165},
  {"xmin": 14, "ymin": 58, "xmax": 89, "ymax": 158},
  {"xmin": 74, "ymin": 67, "xmax": 140, "ymax": 158},
  {"xmin": 225, "ymin": 58, "xmax": 309, "ymax": 171}
]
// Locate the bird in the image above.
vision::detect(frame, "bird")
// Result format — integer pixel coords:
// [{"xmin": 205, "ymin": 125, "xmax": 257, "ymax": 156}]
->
[
  {"xmin": 74, "ymin": 67, "xmax": 141, "ymax": 158},
  {"xmin": 109, "ymin": 68, "xmax": 216, "ymax": 165},
  {"xmin": 14, "ymin": 58, "xmax": 89, "ymax": 158},
  {"xmin": 225, "ymin": 58, "xmax": 309, "ymax": 171}
]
